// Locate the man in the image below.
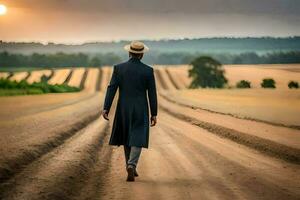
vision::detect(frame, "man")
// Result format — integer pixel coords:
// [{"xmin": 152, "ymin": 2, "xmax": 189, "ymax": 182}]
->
[{"xmin": 102, "ymin": 41, "xmax": 158, "ymax": 182}]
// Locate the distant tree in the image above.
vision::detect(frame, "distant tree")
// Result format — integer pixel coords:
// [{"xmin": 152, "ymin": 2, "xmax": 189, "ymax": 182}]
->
[
  {"xmin": 89, "ymin": 57, "xmax": 102, "ymax": 67},
  {"xmin": 288, "ymin": 81, "xmax": 299, "ymax": 89},
  {"xmin": 188, "ymin": 56, "xmax": 228, "ymax": 88},
  {"xmin": 261, "ymin": 78, "xmax": 276, "ymax": 88},
  {"xmin": 236, "ymin": 80, "xmax": 251, "ymax": 88}
]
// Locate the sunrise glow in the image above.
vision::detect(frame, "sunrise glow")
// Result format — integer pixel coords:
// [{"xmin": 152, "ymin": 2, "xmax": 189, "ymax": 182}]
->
[{"xmin": 0, "ymin": 4, "xmax": 7, "ymax": 15}]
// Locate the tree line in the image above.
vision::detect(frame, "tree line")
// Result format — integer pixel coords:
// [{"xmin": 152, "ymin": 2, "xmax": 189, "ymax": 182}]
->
[
  {"xmin": 0, "ymin": 52, "xmax": 121, "ymax": 68},
  {"xmin": 147, "ymin": 51, "xmax": 300, "ymax": 65},
  {"xmin": 0, "ymin": 51, "xmax": 300, "ymax": 68}
]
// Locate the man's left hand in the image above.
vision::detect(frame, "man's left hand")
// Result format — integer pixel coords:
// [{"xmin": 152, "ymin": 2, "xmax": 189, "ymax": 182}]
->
[{"xmin": 150, "ymin": 116, "xmax": 157, "ymax": 127}]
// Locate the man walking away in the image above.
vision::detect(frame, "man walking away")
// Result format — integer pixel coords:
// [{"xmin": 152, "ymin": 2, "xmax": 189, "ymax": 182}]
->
[{"xmin": 102, "ymin": 41, "xmax": 158, "ymax": 182}]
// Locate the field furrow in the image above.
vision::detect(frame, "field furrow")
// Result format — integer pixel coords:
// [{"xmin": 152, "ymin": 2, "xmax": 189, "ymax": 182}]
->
[
  {"xmin": 96, "ymin": 67, "xmax": 103, "ymax": 91},
  {"xmin": 26, "ymin": 70, "xmax": 52, "ymax": 84},
  {"xmin": 0, "ymin": 93, "xmax": 103, "ymax": 183},
  {"xmin": 9, "ymin": 72, "xmax": 28, "ymax": 82},
  {"xmin": 48, "ymin": 69, "xmax": 71, "ymax": 85},
  {"xmin": 158, "ymin": 93, "xmax": 300, "ymax": 163},
  {"xmin": 154, "ymin": 69, "xmax": 168, "ymax": 90},
  {"xmin": 165, "ymin": 65, "xmax": 192, "ymax": 87},
  {"xmin": 166, "ymin": 64, "xmax": 300, "ymax": 89},
  {"xmin": 83, "ymin": 68, "xmax": 99, "ymax": 93},
  {"xmin": 1, "ymin": 64, "xmax": 300, "ymax": 200},
  {"xmin": 0, "ymin": 72, "xmax": 10, "ymax": 79},
  {"xmin": 162, "ymin": 89, "xmax": 300, "ymax": 128},
  {"xmin": 166, "ymin": 67, "xmax": 187, "ymax": 89},
  {"xmin": 99, "ymin": 67, "xmax": 113, "ymax": 92},
  {"xmin": 0, "ymin": 118, "xmax": 110, "ymax": 200},
  {"xmin": 154, "ymin": 67, "xmax": 177, "ymax": 90},
  {"xmin": 98, "ymin": 110, "xmax": 300, "ymax": 200},
  {"xmin": 68, "ymin": 68, "xmax": 86, "ymax": 87}
]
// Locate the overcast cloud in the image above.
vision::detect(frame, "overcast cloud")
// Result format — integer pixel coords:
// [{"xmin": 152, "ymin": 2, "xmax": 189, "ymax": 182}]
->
[{"xmin": 1, "ymin": 0, "xmax": 299, "ymax": 43}]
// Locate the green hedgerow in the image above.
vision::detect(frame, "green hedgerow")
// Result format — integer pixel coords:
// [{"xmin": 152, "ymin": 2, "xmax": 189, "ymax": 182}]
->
[{"xmin": 0, "ymin": 78, "xmax": 81, "ymax": 96}]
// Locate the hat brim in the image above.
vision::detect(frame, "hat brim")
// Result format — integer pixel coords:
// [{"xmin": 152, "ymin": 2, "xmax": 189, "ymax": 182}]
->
[{"xmin": 124, "ymin": 44, "xmax": 149, "ymax": 54}]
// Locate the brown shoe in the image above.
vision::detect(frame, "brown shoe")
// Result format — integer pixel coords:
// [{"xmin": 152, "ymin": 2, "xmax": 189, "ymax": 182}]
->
[{"xmin": 126, "ymin": 166, "xmax": 135, "ymax": 182}]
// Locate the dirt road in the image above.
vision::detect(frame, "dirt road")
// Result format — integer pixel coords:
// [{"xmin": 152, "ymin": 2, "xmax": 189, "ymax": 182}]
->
[
  {"xmin": 1, "ymin": 103, "xmax": 299, "ymax": 200},
  {"xmin": 0, "ymin": 66, "xmax": 300, "ymax": 200},
  {"xmin": 99, "ymin": 111, "xmax": 300, "ymax": 200}
]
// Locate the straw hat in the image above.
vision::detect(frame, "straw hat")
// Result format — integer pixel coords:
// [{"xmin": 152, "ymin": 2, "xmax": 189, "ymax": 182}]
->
[{"xmin": 124, "ymin": 41, "xmax": 149, "ymax": 54}]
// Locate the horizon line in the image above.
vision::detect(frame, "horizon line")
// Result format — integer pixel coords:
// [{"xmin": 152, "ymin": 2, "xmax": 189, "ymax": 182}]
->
[{"xmin": 1, "ymin": 35, "xmax": 300, "ymax": 46}]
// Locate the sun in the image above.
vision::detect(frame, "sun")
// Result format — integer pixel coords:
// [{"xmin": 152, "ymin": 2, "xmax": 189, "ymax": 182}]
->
[{"xmin": 0, "ymin": 4, "xmax": 7, "ymax": 15}]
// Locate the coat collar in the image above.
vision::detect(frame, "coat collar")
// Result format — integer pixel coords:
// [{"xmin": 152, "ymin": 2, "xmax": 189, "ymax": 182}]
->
[{"xmin": 128, "ymin": 57, "xmax": 141, "ymax": 63}]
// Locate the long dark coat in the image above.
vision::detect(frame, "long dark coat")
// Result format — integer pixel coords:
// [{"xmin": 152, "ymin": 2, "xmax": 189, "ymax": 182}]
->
[{"xmin": 103, "ymin": 57, "xmax": 158, "ymax": 148}]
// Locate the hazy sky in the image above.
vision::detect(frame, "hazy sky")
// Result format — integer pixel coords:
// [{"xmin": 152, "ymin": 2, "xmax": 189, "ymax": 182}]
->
[{"xmin": 0, "ymin": 0, "xmax": 300, "ymax": 43}]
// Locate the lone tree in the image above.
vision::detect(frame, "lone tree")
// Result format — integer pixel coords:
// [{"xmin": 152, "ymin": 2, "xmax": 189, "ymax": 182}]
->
[
  {"xmin": 288, "ymin": 81, "xmax": 299, "ymax": 89},
  {"xmin": 261, "ymin": 78, "xmax": 276, "ymax": 88},
  {"xmin": 188, "ymin": 56, "xmax": 227, "ymax": 88},
  {"xmin": 236, "ymin": 80, "xmax": 251, "ymax": 88}
]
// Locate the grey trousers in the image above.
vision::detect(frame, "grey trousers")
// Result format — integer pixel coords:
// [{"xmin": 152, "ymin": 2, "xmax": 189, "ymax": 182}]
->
[{"xmin": 124, "ymin": 145, "xmax": 142, "ymax": 168}]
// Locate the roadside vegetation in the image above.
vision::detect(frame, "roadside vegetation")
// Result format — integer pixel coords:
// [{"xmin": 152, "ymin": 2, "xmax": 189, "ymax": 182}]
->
[{"xmin": 0, "ymin": 78, "xmax": 80, "ymax": 96}]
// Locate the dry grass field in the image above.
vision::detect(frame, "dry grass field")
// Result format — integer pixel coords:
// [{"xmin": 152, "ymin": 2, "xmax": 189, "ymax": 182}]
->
[
  {"xmin": 162, "ymin": 89, "xmax": 300, "ymax": 126},
  {"xmin": 26, "ymin": 70, "xmax": 52, "ymax": 84},
  {"xmin": 0, "ymin": 64, "xmax": 299, "ymax": 200},
  {"xmin": 8, "ymin": 71, "xmax": 28, "ymax": 82},
  {"xmin": 162, "ymin": 64, "xmax": 300, "ymax": 89},
  {"xmin": 47, "ymin": 68, "xmax": 71, "ymax": 85}
]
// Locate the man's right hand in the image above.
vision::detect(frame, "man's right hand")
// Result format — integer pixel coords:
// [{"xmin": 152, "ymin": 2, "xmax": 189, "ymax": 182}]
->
[
  {"xmin": 102, "ymin": 110, "xmax": 109, "ymax": 120},
  {"xmin": 150, "ymin": 116, "xmax": 157, "ymax": 127}
]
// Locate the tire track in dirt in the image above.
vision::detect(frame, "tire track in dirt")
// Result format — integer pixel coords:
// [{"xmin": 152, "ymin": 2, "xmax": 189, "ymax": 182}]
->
[
  {"xmin": 0, "ymin": 93, "xmax": 97, "ymax": 120},
  {"xmin": 165, "ymin": 68, "xmax": 181, "ymax": 89},
  {"xmin": 0, "ymin": 110, "xmax": 101, "ymax": 184},
  {"xmin": 154, "ymin": 69, "xmax": 168, "ymax": 90},
  {"xmin": 0, "ymin": 94, "xmax": 103, "ymax": 183},
  {"xmin": 153, "ymin": 68, "xmax": 300, "ymax": 164},
  {"xmin": 96, "ymin": 110, "xmax": 300, "ymax": 199},
  {"xmin": 74, "ymin": 104, "xmax": 117, "ymax": 200},
  {"xmin": 153, "ymin": 68, "xmax": 300, "ymax": 163},
  {"xmin": 158, "ymin": 112, "xmax": 300, "ymax": 199},
  {"xmin": 97, "ymin": 122, "xmax": 193, "ymax": 199},
  {"xmin": 160, "ymin": 91, "xmax": 300, "ymax": 130},
  {"xmin": 155, "ymin": 68, "xmax": 177, "ymax": 90},
  {"xmin": 159, "ymin": 96, "xmax": 300, "ymax": 164},
  {"xmin": 0, "ymin": 118, "xmax": 111, "ymax": 200}
]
